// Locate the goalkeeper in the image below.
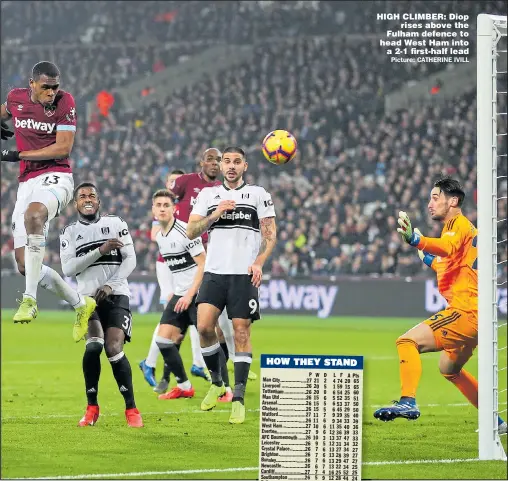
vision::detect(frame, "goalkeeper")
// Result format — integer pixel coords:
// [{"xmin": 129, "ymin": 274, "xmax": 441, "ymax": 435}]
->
[{"xmin": 374, "ymin": 178, "xmax": 506, "ymax": 435}]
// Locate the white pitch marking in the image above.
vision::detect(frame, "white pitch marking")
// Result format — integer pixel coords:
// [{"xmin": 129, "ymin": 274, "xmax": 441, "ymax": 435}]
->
[{"xmin": 10, "ymin": 457, "xmax": 501, "ymax": 480}]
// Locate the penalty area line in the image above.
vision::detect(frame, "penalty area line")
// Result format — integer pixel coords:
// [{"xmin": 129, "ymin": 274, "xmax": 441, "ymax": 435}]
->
[{"xmin": 11, "ymin": 458, "xmax": 496, "ymax": 479}]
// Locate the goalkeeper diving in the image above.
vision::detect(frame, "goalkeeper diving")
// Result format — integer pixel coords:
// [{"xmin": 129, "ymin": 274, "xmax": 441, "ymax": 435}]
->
[{"xmin": 374, "ymin": 177, "xmax": 507, "ymax": 435}]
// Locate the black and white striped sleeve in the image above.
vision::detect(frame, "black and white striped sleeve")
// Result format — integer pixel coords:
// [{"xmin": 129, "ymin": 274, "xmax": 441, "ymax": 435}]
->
[{"xmin": 60, "ymin": 226, "xmax": 101, "ymax": 277}]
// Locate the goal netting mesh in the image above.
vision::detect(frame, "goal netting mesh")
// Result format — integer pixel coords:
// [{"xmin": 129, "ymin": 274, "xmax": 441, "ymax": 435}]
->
[{"xmin": 477, "ymin": 13, "xmax": 507, "ymax": 461}]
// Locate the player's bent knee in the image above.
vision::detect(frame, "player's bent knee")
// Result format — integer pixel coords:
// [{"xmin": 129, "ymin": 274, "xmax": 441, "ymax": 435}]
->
[
  {"xmin": 438, "ymin": 352, "xmax": 462, "ymax": 376},
  {"xmin": 197, "ymin": 320, "xmax": 216, "ymax": 336},
  {"xmin": 233, "ymin": 326, "xmax": 250, "ymax": 346},
  {"xmin": 441, "ymin": 371, "xmax": 459, "ymax": 381},
  {"xmin": 16, "ymin": 263, "xmax": 25, "ymax": 276},
  {"xmin": 396, "ymin": 335, "xmax": 416, "ymax": 345},
  {"xmin": 24, "ymin": 205, "xmax": 48, "ymax": 229},
  {"xmin": 85, "ymin": 337, "xmax": 104, "ymax": 355},
  {"xmin": 104, "ymin": 341, "xmax": 123, "ymax": 358},
  {"xmin": 395, "ymin": 336, "xmax": 421, "ymax": 352}
]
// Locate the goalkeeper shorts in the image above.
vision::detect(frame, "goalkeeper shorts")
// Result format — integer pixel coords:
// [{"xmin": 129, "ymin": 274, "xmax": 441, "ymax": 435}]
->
[{"xmin": 423, "ymin": 308, "xmax": 478, "ymax": 364}]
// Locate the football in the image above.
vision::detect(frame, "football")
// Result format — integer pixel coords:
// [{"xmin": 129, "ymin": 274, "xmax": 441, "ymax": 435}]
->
[{"xmin": 262, "ymin": 130, "xmax": 298, "ymax": 165}]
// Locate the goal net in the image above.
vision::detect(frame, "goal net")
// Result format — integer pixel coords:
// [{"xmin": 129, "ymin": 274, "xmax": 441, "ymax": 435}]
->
[{"xmin": 477, "ymin": 13, "xmax": 507, "ymax": 462}]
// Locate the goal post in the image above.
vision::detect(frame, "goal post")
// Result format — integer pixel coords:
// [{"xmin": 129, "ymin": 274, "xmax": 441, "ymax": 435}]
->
[{"xmin": 477, "ymin": 13, "xmax": 507, "ymax": 462}]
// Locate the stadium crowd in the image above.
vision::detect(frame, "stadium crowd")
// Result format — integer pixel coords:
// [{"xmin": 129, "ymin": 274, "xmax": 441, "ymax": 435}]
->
[
  {"xmin": 2, "ymin": 0, "xmax": 504, "ymax": 45},
  {"xmin": 1, "ymin": 1, "xmax": 507, "ymax": 281}
]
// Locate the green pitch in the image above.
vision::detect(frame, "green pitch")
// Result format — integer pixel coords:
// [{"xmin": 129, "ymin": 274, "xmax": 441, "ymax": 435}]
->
[{"xmin": 1, "ymin": 311, "xmax": 507, "ymax": 480}]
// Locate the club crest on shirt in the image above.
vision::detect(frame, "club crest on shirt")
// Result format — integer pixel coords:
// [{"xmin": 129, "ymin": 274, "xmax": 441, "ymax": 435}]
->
[
  {"xmin": 65, "ymin": 107, "xmax": 76, "ymax": 121},
  {"xmin": 44, "ymin": 106, "xmax": 56, "ymax": 117}
]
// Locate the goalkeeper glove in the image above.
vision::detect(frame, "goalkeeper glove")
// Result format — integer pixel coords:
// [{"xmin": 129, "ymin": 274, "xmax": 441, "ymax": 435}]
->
[
  {"xmin": 1, "ymin": 120, "xmax": 14, "ymax": 140},
  {"xmin": 1, "ymin": 149, "xmax": 20, "ymax": 163},
  {"xmin": 397, "ymin": 211, "xmax": 421, "ymax": 247},
  {"xmin": 414, "ymin": 228, "xmax": 435, "ymax": 267}
]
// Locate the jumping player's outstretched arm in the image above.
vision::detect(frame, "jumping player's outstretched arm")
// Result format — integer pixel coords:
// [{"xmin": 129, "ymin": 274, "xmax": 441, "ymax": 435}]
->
[
  {"xmin": 1, "ymin": 103, "xmax": 11, "ymax": 120},
  {"xmin": 19, "ymin": 130, "xmax": 75, "ymax": 161},
  {"xmin": 19, "ymin": 93, "xmax": 77, "ymax": 161},
  {"xmin": 1, "ymin": 104, "xmax": 14, "ymax": 140}
]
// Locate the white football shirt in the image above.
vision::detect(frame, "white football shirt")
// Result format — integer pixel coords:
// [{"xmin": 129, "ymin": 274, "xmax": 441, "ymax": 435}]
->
[
  {"xmin": 156, "ymin": 219, "xmax": 205, "ymax": 296},
  {"xmin": 191, "ymin": 182, "xmax": 276, "ymax": 275},
  {"xmin": 60, "ymin": 215, "xmax": 135, "ymax": 297}
]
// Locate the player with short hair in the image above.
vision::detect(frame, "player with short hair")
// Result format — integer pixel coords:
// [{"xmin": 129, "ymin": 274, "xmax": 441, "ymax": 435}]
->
[
  {"xmin": 374, "ymin": 177, "xmax": 507, "ymax": 434},
  {"xmin": 60, "ymin": 183, "xmax": 143, "ymax": 427},
  {"xmin": 188, "ymin": 146, "xmax": 277, "ymax": 424},
  {"xmin": 172, "ymin": 148, "xmax": 258, "ymax": 396},
  {"xmin": 139, "ymin": 169, "xmax": 187, "ymax": 390},
  {"xmin": 139, "ymin": 168, "xmax": 212, "ymax": 391},
  {"xmin": 155, "ymin": 169, "xmax": 186, "ymax": 307},
  {"xmin": 1, "ymin": 61, "xmax": 96, "ymax": 340},
  {"xmin": 150, "ymin": 189, "xmax": 208, "ymax": 400}
]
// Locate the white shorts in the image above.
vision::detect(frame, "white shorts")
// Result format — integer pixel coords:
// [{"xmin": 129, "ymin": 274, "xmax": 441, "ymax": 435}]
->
[
  {"xmin": 156, "ymin": 260, "xmax": 174, "ymax": 304},
  {"xmin": 11, "ymin": 172, "xmax": 74, "ymax": 249}
]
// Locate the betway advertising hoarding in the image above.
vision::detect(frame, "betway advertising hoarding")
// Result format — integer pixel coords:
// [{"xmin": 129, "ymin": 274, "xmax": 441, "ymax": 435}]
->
[{"xmin": 1, "ymin": 273, "xmax": 505, "ymax": 319}]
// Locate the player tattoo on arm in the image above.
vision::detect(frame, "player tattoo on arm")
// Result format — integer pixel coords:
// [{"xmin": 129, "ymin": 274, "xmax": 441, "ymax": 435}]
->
[
  {"xmin": 188, "ymin": 200, "xmax": 235, "ymax": 239},
  {"xmin": 256, "ymin": 217, "xmax": 277, "ymax": 264},
  {"xmin": 187, "ymin": 215, "xmax": 216, "ymax": 240}
]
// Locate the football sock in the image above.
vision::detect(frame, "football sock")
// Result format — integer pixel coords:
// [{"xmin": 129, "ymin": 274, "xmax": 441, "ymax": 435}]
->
[
  {"xmin": 24, "ymin": 234, "xmax": 46, "ymax": 300},
  {"xmin": 145, "ymin": 324, "xmax": 160, "ymax": 368},
  {"xmin": 396, "ymin": 338, "xmax": 421, "ymax": 399},
  {"xmin": 219, "ymin": 347, "xmax": 230, "ymax": 388},
  {"xmin": 189, "ymin": 325, "xmax": 206, "ymax": 368},
  {"xmin": 156, "ymin": 336, "xmax": 188, "ymax": 384},
  {"xmin": 201, "ymin": 343, "xmax": 223, "ymax": 386},
  {"xmin": 220, "ymin": 342, "xmax": 229, "ymax": 362},
  {"xmin": 38, "ymin": 265, "xmax": 84, "ymax": 307},
  {"xmin": 83, "ymin": 338, "xmax": 104, "ymax": 406},
  {"xmin": 218, "ymin": 309, "xmax": 235, "ymax": 362},
  {"xmin": 162, "ymin": 363, "xmax": 171, "ymax": 382},
  {"xmin": 233, "ymin": 352, "xmax": 252, "ymax": 404},
  {"xmin": 108, "ymin": 352, "xmax": 136, "ymax": 409},
  {"xmin": 178, "ymin": 380, "xmax": 192, "ymax": 391},
  {"xmin": 163, "ymin": 343, "xmax": 180, "ymax": 382},
  {"xmin": 442, "ymin": 369, "xmax": 478, "ymax": 408}
]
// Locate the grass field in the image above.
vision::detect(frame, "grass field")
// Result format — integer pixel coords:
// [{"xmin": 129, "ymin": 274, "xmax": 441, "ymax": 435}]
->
[{"xmin": 1, "ymin": 310, "xmax": 507, "ymax": 480}]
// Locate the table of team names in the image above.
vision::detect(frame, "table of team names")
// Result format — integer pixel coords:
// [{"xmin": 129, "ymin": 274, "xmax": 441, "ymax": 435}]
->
[{"xmin": 259, "ymin": 354, "xmax": 364, "ymax": 481}]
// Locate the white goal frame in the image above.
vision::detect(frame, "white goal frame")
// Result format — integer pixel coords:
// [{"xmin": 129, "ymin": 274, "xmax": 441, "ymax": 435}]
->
[{"xmin": 477, "ymin": 13, "xmax": 507, "ymax": 462}]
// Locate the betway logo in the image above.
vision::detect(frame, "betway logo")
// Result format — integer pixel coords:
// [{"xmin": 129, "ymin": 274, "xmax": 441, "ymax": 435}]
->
[
  {"xmin": 259, "ymin": 279, "xmax": 338, "ymax": 318},
  {"xmin": 15, "ymin": 118, "xmax": 55, "ymax": 134},
  {"xmin": 425, "ymin": 279, "xmax": 507, "ymax": 315},
  {"xmin": 221, "ymin": 211, "xmax": 251, "ymax": 220}
]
